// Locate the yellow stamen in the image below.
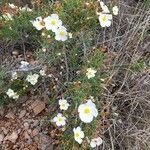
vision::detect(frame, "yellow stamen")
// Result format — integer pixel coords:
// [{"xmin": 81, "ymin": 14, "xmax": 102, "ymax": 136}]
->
[
  {"xmin": 58, "ymin": 118, "xmax": 62, "ymax": 122},
  {"xmin": 75, "ymin": 133, "xmax": 80, "ymax": 138},
  {"xmin": 102, "ymin": 16, "xmax": 106, "ymax": 22},
  {"xmin": 84, "ymin": 107, "xmax": 90, "ymax": 114},
  {"xmin": 59, "ymin": 31, "xmax": 65, "ymax": 36},
  {"xmin": 51, "ymin": 19, "xmax": 56, "ymax": 25}
]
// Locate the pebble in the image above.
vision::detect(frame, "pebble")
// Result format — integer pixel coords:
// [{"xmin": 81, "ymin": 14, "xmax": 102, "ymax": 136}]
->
[
  {"xmin": 7, "ymin": 131, "xmax": 18, "ymax": 143},
  {"xmin": 17, "ymin": 129, "xmax": 21, "ymax": 134},
  {"xmin": 19, "ymin": 110, "xmax": 26, "ymax": 118},
  {"xmin": 32, "ymin": 129, "xmax": 39, "ymax": 137},
  {"xmin": 33, "ymin": 120, "xmax": 39, "ymax": 127},
  {"xmin": 24, "ymin": 131, "xmax": 30, "ymax": 140},
  {"xmin": 24, "ymin": 122, "xmax": 29, "ymax": 130},
  {"xmin": 0, "ymin": 133, "xmax": 4, "ymax": 143},
  {"xmin": 1, "ymin": 127, "xmax": 8, "ymax": 135},
  {"xmin": 30, "ymin": 100, "xmax": 46, "ymax": 115},
  {"xmin": 5, "ymin": 112, "xmax": 15, "ymax": 119}
]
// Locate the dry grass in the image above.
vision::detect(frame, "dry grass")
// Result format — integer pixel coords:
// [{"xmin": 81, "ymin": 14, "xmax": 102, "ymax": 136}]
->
[{"xmin": 93, "ymin": 1, "xmax": 150, "ymax": 150}]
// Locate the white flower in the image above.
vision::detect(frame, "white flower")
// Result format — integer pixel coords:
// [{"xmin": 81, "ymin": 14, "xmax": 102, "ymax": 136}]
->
[
  {"xmin": 78, "ymin": 100, "xmax": 98, "ymax": 123},
  {"xmin": 19, "ymin": 6, "xmax": 32, "ymax": 12},
  {"xmin": 11, "ymin": 72, "xmax": 18, "ymax": 80},
  {"xmin": 73, "ymin": 127, "xmax": 84, "ymax": 144},
  {"xmin": 112, "ymin": 6, "xmax": 119, "ymax": 16},
  {"xmin": 39, "ymin": 70, "xmax": 46, "ymax": 76},
  {"xmin": 26, "ymin": 74, "xmax": 39, "ymax": 85},
  {"xmin": 6, "ymin": 89, "xmax": 19, "ymax": 99},
  {"xmin": 53, "ymin": 113, "xmax": 66, "ymax": 127},
  {"xmin": 59, "ymin": 99, "xmax": 70, "ymax": 110},
  {"xmin": 54, "ymin": 26, "xmax": 68, "ymax": 41},
  {"xmin": 32, "ymin": 17, "xmax": 45, "ymax": 30},
  {"xmin": 47, "ymin": 35, "xmax": 51, "ymax": 38},
  {"xmin": 90, "ymin": 137, "xmax": 103, "ymax": 148},
  {"xmin": 68, "ymin": 33, "xmax": 72, "ymax": 38},
  {"xmin": 42, "ymin": 47, "xmax": 46, "ymax": 52},
  {"xmin": 8, "ymin": 3, "xmax": 17, "ymax": 9},
  {"xmin": 6, "ymin": 89, "xmax": 15, "ymax": 97},
  {"xmin": 43, "ymin": 14, "xmax": 62, "ymax": 32},
  {"xmin": 86, "ymin": 68, "xmax": 97, "ymax": 79},
  {"xmin": 2, "ymin": 13, "xmax": 13, "ymax": 20},
  {"xmin": 98, "ymin": 13, "xmax": 112, "ymax": 27},
  {"xmin": 41, "ymin": 32, "xmax": 46, "ymax": 36},
  {"xmin": 99, "ymin": 1, "xmax": 110, "ymax": 13},
  {"xmin": 20, "ymin": 61, "xmax": 29, "ymax": 69}
]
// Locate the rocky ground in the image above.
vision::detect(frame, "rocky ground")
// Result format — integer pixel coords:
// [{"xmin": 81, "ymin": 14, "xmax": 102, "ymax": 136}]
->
[{"xmin": 0, "ymin": 97, "xmax": 59, "ymax": 150}]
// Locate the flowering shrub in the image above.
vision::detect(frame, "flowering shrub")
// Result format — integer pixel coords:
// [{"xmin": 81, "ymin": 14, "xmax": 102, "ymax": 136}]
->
[
  {"xmin": 0, "ymin": 0, "xmax": 119, "ymax": 148},
  {"xmin": 78, "ymin": 100, "xmax": 98, "ymax": 123},
  {"xmin": 31, "ymin": 14, "xmax": 70, "ymax": 41},
  {"xmin": 97, "ymin": 1, "xmax": 119, "ymax": 27}
]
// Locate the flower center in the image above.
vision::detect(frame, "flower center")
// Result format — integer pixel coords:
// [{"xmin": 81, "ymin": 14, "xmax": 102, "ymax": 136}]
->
[
  {"xmin": 102, "ymin": 16, "xmax": 107, "ymax": 22},
  {"xmin": 61, "ymin": 104, "xmax": 65, "ymax": 107},
  {"xmin": 84, "ymin": 107, "xmax": 90, "ymax": 114},
  {"xmin": 58, "ymin": 118, "xmax": 62, "ymax": 122},
  {"xmin": 59, "ymin": 31, "xmax": 65, "ymax": 36},
  {"xmin": 51, "ymin": 19, "xmax": 56, "ymax": 25},
  {"xmin": 88, "ymin": 71, "xmax": 93, "ymax": 75},
  {"xmin": 75, "ymin": 133, "xmax": 80, "ymax": 138}
]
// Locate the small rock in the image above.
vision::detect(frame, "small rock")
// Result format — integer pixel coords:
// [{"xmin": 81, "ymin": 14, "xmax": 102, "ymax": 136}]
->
[
  {"xmin": 5, "ymin": 112, "xmax": 15, "ymax": 119},
  {"xmin": 38, "ymin": 133, "xmax": 53, "ymax": 150},
  {"xmin": 1, "ymin": 127, "xmax": 8, "ymax": 135},
  {"xmin": 27, "ymin": 129, "xmax": 32, "ymax": 134},
  {"xmin": 32, "ymin": 129, "xmax": 39, "ymax": 137},
  {"xmin": 34, "ymin": 136, "xmax": 39, "ymax": 143},
  {"xmin": 0, "ymin": 133, "xmax": 4, "ymax": 143},
  {"xmin": 12, "ymin": 50, "xmax": 19, "ymax": 56},
  {"xmin": 24, "ymin": 119, "xmax": 33, "ymax": 123},
  {"xmin": 24, "ymin": 122, "xmax": 29, "ymax": 130},
  {"xmin": 24, "ymin": 131, "xmax": 30, "ymax": 140},
  {"xmin": 30, "ymin": 100, "xmax": 45, "ymax": 115},
  {"xmin": 26, "ymin": 113, "xmax": 30, "ymax": 116},
  {"xmin": 32, "ymin": 120, "xmax": 39, "ymax": 128},
  {"xmin": 7, "ymin": 131, "xmax": 18, "ymax": 143},
  {"xmin": 17, "ymin": 129, "xmax": 21, "ymax": 134},
  {"xmin": 19, "ymin": 110, "xmax": 26, "ymax": 118}
]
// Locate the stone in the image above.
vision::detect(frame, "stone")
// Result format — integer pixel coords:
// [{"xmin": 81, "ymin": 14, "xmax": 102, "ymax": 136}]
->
[
  {"xmin": 24, "ymin": 131, "xmax": 30, "ymax": 140},
  {"xmin": 32, "ymin": 129, "xmax": 39, "ymax": 137},
  {"xmin": 0, "ymin": 133, "xmax": 4, "ymax": 143},
  {"xmin": 7, "ymin": 131, "xmax": 18, "ymax": 143},
  {"xmin": 19, "ymin": 110, "xmax": 26, "ymax": 118},
  {"xmin": 24, "ymin": 122, "xmax": 29, "ymax": 130},
  {"xmin": 30, "ymin": 100, "xmax": 45, "ymax": 115},
  {"xmin": 37, "ymin": 133, "xmax": 53, "ymax": 150},
  {"xmin": 5, "ymin": 112, "xmax": 15, "ymax": 119},
  {"xmin": 12, "ymin": 50, "xmax": 19, "ymax": 56},
  {"xmin": 17, "ymin": 129, "xmax": 21, "ymax": 134},
  {"xmin": 27, "ymin": 129, "xmax": 32, "ymax": 134},
  {"xmin": 33, "ymin": 120, "xmax": 39, "ymax": 127},
  {"xmin": 1, "ymin": 127, "xmax": 8, "ymax": 135}
]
